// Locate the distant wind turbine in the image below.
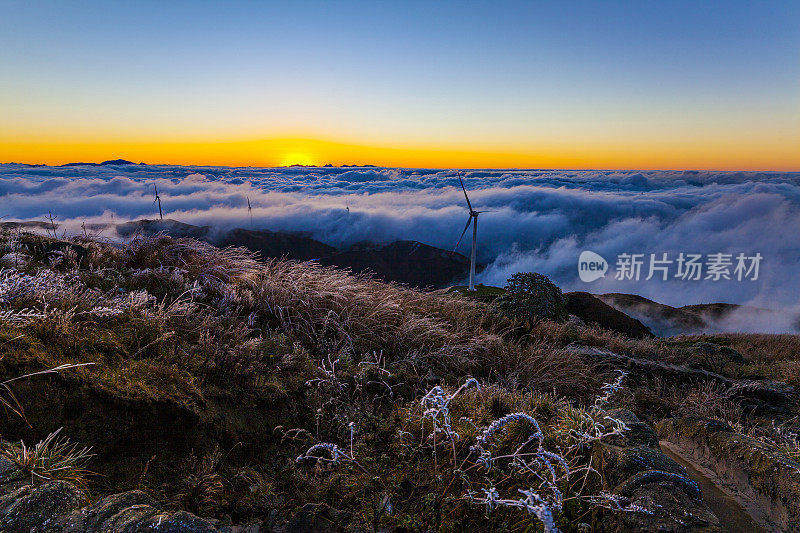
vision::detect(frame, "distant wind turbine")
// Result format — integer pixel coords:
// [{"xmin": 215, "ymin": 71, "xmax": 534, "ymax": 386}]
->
[
  {"xmin": 453, "ymin": 173, "xmax": 491, "ymax": 291},
  {"xmin": 152, "ymin": 184, "xmax": 163, "ymax": 220},
  {"xmin": 247, "ymin": 196, "xmax": 253, "ymax": 227}
]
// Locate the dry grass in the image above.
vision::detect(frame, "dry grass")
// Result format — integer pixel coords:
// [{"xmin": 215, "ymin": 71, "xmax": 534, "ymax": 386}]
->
[
  {"xmin": 1, "ymin": 427, "xmax": 94, "ymax": 490},
  {"xmin": 670, "ymin": 333, "xmax": 800, "ymax": 384},
  {"xmin": 677, "ymin": 333, "xmax": 800, "ymax": 364},
  {"xmin": 0, "ymin": 231, "xmax": 705, "ymax": 529}
]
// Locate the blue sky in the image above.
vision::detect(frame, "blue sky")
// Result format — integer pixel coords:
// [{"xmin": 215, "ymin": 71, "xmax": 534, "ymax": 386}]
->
[{"xmin": 1, "ymin": 0, "xmax": 799, "ymax": 168}]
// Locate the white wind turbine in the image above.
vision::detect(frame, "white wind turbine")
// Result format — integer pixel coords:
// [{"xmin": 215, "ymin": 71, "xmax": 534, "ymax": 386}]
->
[{"xmin": 453, "ymin": 173, "xmax": 490, "ymax": 291}]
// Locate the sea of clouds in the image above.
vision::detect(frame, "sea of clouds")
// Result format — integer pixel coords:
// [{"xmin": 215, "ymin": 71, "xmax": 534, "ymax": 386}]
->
[{"xmin": 2, "ymin": 164, "xmax": 799, "ymax": 331}]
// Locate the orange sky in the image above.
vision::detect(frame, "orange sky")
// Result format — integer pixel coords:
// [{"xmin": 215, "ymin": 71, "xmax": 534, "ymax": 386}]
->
[
  {"xmin": 2, "ymin": 2, "xmax": 799, "ymax": 171},
  {"xmin": 2, "ymin": 135, "xmax": 799, "ymax": 170}
]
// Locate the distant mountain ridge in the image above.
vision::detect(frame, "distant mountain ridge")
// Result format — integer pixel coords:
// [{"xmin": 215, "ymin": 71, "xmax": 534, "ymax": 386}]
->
[
  {"xmin": 597, "ymin": 293, "xmax": 799, "ymax": 336},
  {"xmin": 61, "ymin": 159, "xmax": 140, "ymax": 167},
  {"xmin": 113, "ymin": 219, "xmax": 472, "ymax": 289}
]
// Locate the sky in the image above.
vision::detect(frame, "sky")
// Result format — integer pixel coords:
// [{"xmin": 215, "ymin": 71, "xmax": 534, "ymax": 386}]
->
[{"xmin": 1, "ymin": 0, "xmax": 799, "ymax": 169}]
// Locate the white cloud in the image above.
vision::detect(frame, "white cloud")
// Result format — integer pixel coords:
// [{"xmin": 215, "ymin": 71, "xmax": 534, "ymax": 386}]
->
[{"xmin": 2, "ymin": 164, "xmax": 800, "ymax": 321}]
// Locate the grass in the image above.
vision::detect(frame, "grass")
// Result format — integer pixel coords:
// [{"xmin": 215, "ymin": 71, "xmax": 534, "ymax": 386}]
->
[
  {"xmin": 669, "ymin": 333, "xmax": 800, "ymax": 384},
  {"xmin": 1, "ymin": 427, "xmax": 94, "ymax": 490},
  {"xmin": 0, "ymin": 228, "xmax": 798, "ymax": 530},
  {"xmin": 445, "ymin": 284, "xmax": 506, "ymax": 299}
]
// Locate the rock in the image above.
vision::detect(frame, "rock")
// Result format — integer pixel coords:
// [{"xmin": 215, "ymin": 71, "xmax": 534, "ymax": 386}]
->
[
  {"xmin": 593, "ymin": 443, "xmax": 687, "ymax": 488},
  {"xmin": 601, "ymin": 409, "xmax": 659, "ymax": 448},
  {"xmin": 657, "ymin": 417, "xmax": 800, "ymax": 532},
  {"xmin": 51, "ymin": 490, "xmax": 159, "ymax": 532},
  {"xmin": 591, "ymin": 414, "xmax": 722, "ymax": 532},
  {"xmin": 688, "ymin": 342, "xmax": 745, "ymax": 373},
  {"xmin": 0, "ymin": 480, "xmax": 82, "ymax": 532},
  {"xmin": 101, "ymin": 504, "xmax": 161, "ymax": 531},
  {"xmin": 0, "ymin": 457, "xmax": 24, "ymax": 486},
  {"xmin": 283, "ymin": 503, "xmax": 351, "ymax": 533},
  {"xmin": 85, "ymin": 503, "xmax": 220, "ymax": 533},
  {"xmin": 614, "ymin": 469, "xmax": 701, "ymax": 500},
  {"xmin": 568, "ymin": 345, "xmax": 798, "ymax": 415},
  {"xmin": 141, "ymin": 510, "xmax": 218, "ymax": 532},
  {"xmin": 726, "ymin": 379, "xmax": 799, "ymax": 414},
  {"xmin": 597, "ymin": 474, "xmax": 722, "ymax": 532}
]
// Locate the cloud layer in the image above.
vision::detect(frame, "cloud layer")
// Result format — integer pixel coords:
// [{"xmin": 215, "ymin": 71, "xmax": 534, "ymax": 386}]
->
[{"xmin": 3, "ymin": 164, "xmax": 800, "ymax": 323}]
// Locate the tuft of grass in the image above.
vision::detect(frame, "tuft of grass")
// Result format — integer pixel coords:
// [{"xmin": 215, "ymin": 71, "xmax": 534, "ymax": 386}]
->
[{"xmin": 2, "ymin": 427, "xmax": 94, "ymax": 490}]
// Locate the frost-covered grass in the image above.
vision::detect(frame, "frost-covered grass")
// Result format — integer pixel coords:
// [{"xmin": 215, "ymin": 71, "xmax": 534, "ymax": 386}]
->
[{"xmin": 7, "ymin": 229, "xmax": 791, "ymax": 529}]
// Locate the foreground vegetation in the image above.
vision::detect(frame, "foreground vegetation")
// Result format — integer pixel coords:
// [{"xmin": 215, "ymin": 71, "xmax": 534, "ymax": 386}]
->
[{"xmin": 0, "ymin": 230, "xmax": 797, "ymax": 531}]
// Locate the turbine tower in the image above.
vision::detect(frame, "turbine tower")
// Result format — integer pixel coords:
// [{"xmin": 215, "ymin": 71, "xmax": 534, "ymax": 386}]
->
[
  {"xmin": 152, "ymin": 184, "xmax": 163, "ymax": 220},
  {"xmin": 453, "ymin": 173, "xmax": 488, "ymax": 291}
]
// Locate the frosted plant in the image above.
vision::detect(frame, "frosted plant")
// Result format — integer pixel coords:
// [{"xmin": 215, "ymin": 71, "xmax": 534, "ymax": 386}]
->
[
  {"xmin": 477, "ymin": 412, "xmax": 543, "ymax": 446},
  {"xmin": 0, "ymin": 267, "xmax": 156, "ymax": 325},
  {"xmin": 296, "ymin": 439, "xmax": 369, "ymax": 474},
  {"xmin": 0, "ymin": 308, "xmax": 45, "ymax": 326},
  {"xmin": 296, "ymin": 442, "xmax": 343, "ymax": 464},
  {"xmin": 420, "ymin": 378, "xmax": 480, "ymax": 465},
  {"xmin": 593, "ymin": 370, "xmax": 627, "ymax": 411},
  {"xmin": 583, "ymin": 491, "xmax": 654, "ymax": 514},
  {"xmin": 465, "ymin": 372, "xmax": 639, "ymax": 528},
  {"xmin": 305, "ymin": 355, "xmax": 347, "ymax": 395},
  {"xmin": 468, "ymin": 488, "xmax": 560, "ymax": 533},
  {"xmin": 482, "ymin": 486, "xmax": 500, "ymax": 511}
]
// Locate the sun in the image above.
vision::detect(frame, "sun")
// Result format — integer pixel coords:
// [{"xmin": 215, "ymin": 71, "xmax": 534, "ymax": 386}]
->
[{"xmin": 278, "ymin": 152, "xmax": 318, "ymax": 167}]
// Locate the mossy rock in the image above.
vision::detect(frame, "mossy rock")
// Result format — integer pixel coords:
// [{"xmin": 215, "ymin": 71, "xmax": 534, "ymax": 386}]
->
[
  {"xmin": 593, "ymin": 443, "xmax": 687, "ymax": 488},
  {"xmin": 0, "ymin": 480, "xmax": 82, "ymax": 532},
  {"xmin": 601, "ymin": 409, "xmax": 659, "ymax": 448},
  {"xmin": 596, "ymin": 475, "xmax": 722, "ymax": 533},
  {"xmin": 52, "ymin": 490, "xmax": 158, "ymax": 532}
]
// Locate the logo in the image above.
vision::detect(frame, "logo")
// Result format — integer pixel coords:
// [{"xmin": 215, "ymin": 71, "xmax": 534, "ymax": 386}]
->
[{"xmin": 578, "ymin": 251, "xmax": 608, "ymax": 282}]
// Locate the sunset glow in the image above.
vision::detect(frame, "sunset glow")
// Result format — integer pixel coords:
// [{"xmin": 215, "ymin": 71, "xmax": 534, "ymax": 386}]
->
[{"xmin": 1, "ymin": 1, "xmax": 798, "ymax": 169}]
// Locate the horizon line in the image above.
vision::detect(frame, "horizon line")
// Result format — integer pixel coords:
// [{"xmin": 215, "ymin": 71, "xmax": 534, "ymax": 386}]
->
[{"xmin": 3, "ymin": 160, "xmax": 799, "ymax": 173}]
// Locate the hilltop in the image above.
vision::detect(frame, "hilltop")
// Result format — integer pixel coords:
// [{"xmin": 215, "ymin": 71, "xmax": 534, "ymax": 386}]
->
[{"xmin": 0, "ymin": 231, "xmax": 798, "ymax": 531}]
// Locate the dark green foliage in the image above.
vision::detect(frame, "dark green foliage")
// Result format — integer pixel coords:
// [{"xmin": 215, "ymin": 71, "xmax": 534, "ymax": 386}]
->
[{"xmin": 495, "ymin": 272, "xmax": 569, "ymax": 324}]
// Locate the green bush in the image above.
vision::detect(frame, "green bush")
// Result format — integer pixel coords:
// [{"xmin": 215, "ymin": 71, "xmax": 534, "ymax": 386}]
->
[{"xmin": 495, "ymin": 272, "xmax": 568, "ymax": 324}]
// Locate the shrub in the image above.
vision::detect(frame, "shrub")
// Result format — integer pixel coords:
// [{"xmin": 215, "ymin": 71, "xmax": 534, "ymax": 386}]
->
[{"xmin": 495, "ymin": 272, "xmax": 568, "ymax": 324}]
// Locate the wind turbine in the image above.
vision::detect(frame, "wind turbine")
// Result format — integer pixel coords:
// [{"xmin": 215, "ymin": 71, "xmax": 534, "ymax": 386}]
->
[
  {"xmin": 453, "ymin": 173, "xmax": 489, "ymax": 291},
  {"xmin": 247, "ymin": 196, "xmax": 253, "ymax": 227},
  {"xmin": 152, "ymin": 184, "xmax": 163, "ymax": 220}
]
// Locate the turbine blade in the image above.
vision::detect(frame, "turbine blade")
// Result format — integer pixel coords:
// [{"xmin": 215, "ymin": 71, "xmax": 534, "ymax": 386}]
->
[
  {"xmin": 453, "ymin": 215, "xmax": 473, "ymax": 252},
  {"xmin": 458, "ymin": 173, "xmax": 473, "ymax": 211}
]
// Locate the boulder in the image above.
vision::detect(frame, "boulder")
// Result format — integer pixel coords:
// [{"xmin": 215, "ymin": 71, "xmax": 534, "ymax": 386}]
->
[
  {"xmin": 592, "ymin": 412, "xmax": 722, "ymax": 532},
  {"xmin": 593, "ymin": 443, "xmax": 687, "ymax": 488},
  {"xmin": 598, "ymin": 473, "xmax": 721, "ymax": 532},
  {"xmin": 283, "ymin": 503, "xmax": 351, "ymax": 533},
  {"xmin": 51, "ymin": 490, "xmax": 158, "ymax": 532},
  {"xmin": 0, "ymin": 480, "xmax": 82, "ymax": 532},
  {"xmin": 0, "ymin": 457, "xmax": 24, "ymax": 485}
]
